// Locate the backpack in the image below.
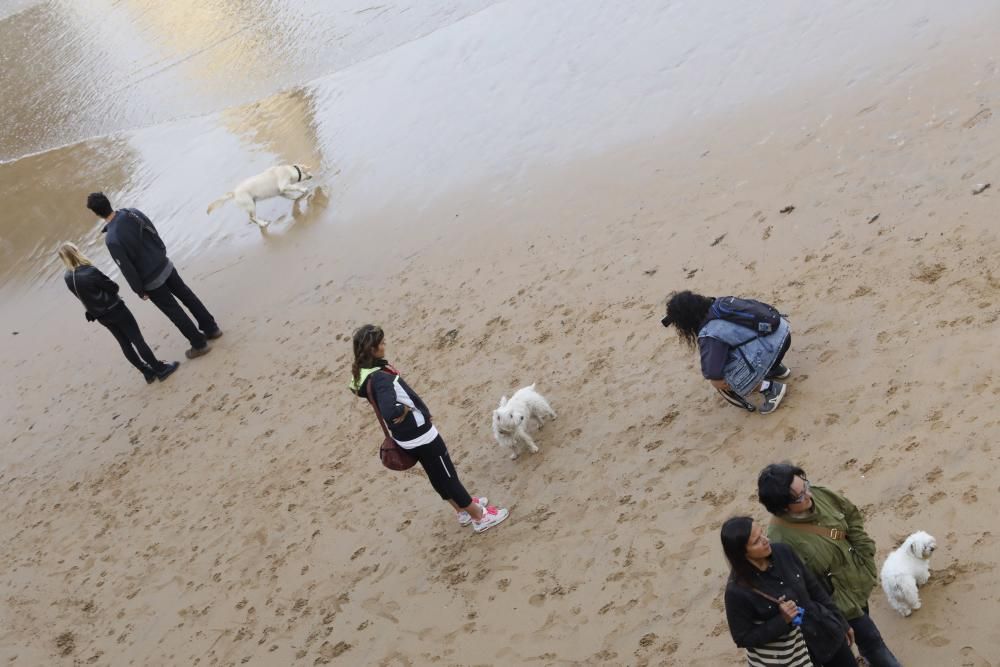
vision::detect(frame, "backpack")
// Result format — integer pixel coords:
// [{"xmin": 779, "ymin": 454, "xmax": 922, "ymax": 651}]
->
[{"xmin": 709, "ymin": 296, "xmax": 782, "ymax": 336}]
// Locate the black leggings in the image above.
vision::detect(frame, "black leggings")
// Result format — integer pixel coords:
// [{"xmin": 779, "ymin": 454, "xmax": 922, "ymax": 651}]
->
[
  {"xmin": 98, "ymin": 304, "xmax": 166, "ymax": 374},
  {"xmin": 768, "ymin": 334, "xmax": 792, "ymax": 377},
  {"xmin": 408, "ymin": 435, "xmax": 473, "ymax": 508}
]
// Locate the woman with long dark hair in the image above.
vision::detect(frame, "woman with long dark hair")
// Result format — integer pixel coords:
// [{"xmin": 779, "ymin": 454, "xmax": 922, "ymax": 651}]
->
[
  {"xmin": 349, "ymin": 325, "xmax": 510, "ymax": 533},
  {"xmin": 59, "ymin": 242, "xmax": 179, "ymax": 383},
  {"xmin": 721, "ymin": 516, "xmax": 856, "ymax": 666},
  {"xmin": 662, "ymin": 291, "xmax": 791, "ymax": 414}
]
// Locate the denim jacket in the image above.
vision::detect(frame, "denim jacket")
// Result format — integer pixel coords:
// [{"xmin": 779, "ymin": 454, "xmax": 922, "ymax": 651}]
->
[{"xmin": 698, "ymin": 317, "xmax": 790, "ymax": 395}]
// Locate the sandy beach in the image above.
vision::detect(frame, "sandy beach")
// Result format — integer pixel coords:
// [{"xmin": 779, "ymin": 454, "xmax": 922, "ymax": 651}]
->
[{"xmin": 2, "ymin": 2, "xmax": 999, "ymax": 665}]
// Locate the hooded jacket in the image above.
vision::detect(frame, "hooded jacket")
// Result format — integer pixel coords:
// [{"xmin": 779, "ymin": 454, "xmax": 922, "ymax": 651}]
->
[
  {"xmin": 351, "ymin": 361, "xmax": 436, "ymax": 448},
  {"xmin": 766, "ymin": 485, "xmax": 879, "ymax": 621},
  {"xmin": 102, "ymin": 208, "xmax": 171, "ymax": 295},
  {"xmin": 64, "ymin": 265, "xmax": 123, "ymax": 318}
]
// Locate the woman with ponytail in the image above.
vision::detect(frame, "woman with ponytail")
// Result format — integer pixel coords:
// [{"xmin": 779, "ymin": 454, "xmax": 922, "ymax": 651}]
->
[{"xmin": 349, "ymin": 325, "xmax": 509, "ymax": 533}]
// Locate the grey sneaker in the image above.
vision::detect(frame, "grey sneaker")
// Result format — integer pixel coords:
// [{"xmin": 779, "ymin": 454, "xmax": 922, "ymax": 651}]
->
[
  {"xmin": 758, "ymin": 382, "xmax": 787, "ymax": 414},
  {"xmin": 185, "ymin": 345, "xmax": 211, "ymax": 359},
  {"xmin": 767, "ymin": 363, "xmax": 791, "ymax": 380}
]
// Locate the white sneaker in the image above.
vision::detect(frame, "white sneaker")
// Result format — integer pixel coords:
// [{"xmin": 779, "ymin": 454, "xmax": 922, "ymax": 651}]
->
[
  {"xmin": 472, "ymin": 505, "xmax": 510, "ymax": 533},
  {"xmin": 456, "ymin": 497, "xmax": 488, "ymax": 526}
]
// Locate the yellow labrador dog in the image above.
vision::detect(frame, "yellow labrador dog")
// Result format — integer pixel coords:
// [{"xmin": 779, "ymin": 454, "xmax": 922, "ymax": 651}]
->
[{"xmin": 207, "ymin": 164, "xmax": 313, "ymax": 228}]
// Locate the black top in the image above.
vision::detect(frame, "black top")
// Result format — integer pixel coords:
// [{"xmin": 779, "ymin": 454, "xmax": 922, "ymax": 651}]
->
[
  {"xmin": 64, "ymin": 265, "xmax": 122, "ymax": 317},
  {"xmin": 355, "ymin": 361, "xmax": 435, "ymax": 443},
  {"xmin": 102, "ymin": 208, "xmax": 170, "ymax": 295},
  {"xmin": 724, "ymin": 543, "xmax": 846, "ymax": 660}
]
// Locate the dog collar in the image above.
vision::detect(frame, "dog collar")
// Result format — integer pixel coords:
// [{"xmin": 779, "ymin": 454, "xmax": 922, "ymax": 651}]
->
[{"xmin": 294, "ymin": 165, "xmax": 302, "ymax": 182}]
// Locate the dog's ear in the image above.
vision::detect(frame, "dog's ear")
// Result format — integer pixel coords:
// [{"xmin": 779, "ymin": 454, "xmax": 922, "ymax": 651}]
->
[
  {"xmin": 498, "ymin": 396, "xmax": 507, "ymax": 408},
  {"xmin": 909, "ymin": 541, "xmax": 918, "ymax": 558}
]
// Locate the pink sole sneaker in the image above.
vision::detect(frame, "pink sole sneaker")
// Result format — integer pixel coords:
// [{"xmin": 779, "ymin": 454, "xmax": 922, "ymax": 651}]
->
[{"xmin": 472, "ymin": 505, "xmax": 510, "ymax": 533}]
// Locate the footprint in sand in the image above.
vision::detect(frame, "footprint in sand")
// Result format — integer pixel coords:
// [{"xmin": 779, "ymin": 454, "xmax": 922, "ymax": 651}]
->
[
  {"xmin": 960, "ymin": 646, "xmax": 993, "ymax": 667},
  {"xmin": 962, "ymin": 108, "xmax": 993, "ymax": 129}
]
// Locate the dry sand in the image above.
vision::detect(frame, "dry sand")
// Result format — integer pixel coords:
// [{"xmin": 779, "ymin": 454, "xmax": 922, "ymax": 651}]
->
[{"xmin": 2, "ymin": 25, "xmax": 1000, "ymax": 667}]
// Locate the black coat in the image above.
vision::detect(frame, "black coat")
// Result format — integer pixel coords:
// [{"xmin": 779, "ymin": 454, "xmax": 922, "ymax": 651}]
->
[
  {"xmin": 65, "ymin": 266, "xmax": 123, "ymax": 318},
  {"xmin": 724, "ymin": 543, "xmax": 849, "ymax": 663},
  {"xmin": 102, "ymin": 208, "xmax": 170, "ymax": 295}
]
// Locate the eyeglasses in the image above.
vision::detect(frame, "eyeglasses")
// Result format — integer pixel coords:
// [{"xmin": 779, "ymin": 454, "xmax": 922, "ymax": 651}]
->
[{"xmin": 790, "ymin": 479, "xmax": 811, "ymax": 504}]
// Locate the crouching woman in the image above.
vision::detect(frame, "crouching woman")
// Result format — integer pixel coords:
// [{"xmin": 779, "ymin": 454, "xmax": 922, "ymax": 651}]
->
[{"xmin": 662, "ymin": 291, "xmax": 791, "ymax": 414}]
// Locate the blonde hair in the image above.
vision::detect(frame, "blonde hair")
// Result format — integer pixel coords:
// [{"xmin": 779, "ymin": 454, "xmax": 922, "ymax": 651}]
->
[{"xmin": 58, "ymin": 242, "xmax": 93, "ymax": 270}]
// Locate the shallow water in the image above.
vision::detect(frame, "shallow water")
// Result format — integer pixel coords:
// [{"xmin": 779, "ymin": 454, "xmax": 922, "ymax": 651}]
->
[{"xmin": 0, "ymin": 0, "xmax": 996, "ymax": 295}]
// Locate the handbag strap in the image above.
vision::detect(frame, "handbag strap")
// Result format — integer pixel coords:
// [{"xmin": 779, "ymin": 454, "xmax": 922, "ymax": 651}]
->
[
  {"xmin": 772, "ymin": 516, "xmax": 847, "ymax": 541},
  {"xmin": 365, "ymin": 372, "xmax": 392, "ymax": 439},
  {"xmin": 751, "ymin": 587, "xmax": 783, "ymax": 605}
]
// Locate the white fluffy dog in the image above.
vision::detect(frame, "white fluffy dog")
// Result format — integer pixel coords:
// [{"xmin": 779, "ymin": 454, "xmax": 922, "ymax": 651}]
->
[
  {"xmin": 492, "ymin": 383, "xmax": 556, "ymax": 459},
  {"xmin": 207, "ymin": 164, "xmax": 314, "ymax": 228},
  {"xmin": 880, "ymin": 530, "xmax": 937, "ymax": 616}
]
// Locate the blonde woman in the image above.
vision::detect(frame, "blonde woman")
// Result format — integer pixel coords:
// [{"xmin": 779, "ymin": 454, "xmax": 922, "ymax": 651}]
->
[{"xmin": 59, "ymin": 243, "xmax": 179, "ymax": 383}]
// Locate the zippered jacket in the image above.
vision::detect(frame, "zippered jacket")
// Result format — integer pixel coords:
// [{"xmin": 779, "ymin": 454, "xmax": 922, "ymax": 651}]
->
[
  {"xmin": 766, "ymin": 485, "xmax": 878, "ymax": 620},
  {"xmin": 64, "ymin": 265, "xmax": 123, "ymax": 318},
  {"xmin": 103, "ymin": 208, "xmax": 170, "ymax": 295},
  {"xmin": 351, "ymin": 362, "xmax": 435, "ymax": 446}
]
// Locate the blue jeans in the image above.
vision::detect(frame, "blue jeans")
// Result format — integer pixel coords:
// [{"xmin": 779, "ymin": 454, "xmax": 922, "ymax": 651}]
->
[{"xmin": 849, "ymin": 607, "xmax": 901, "ymax": 667}]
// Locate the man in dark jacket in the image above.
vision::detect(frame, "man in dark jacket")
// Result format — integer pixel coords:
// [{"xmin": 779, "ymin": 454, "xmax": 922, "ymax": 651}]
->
[{"xmin": 87, "ymin": 192, "xmax": 221, "ymax": 358}]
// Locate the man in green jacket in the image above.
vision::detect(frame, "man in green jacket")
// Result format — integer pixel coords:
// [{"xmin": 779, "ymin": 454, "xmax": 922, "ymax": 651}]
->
[{"xmin": 758, "ymin": 463, "xmax": 901, "ymax": 667}]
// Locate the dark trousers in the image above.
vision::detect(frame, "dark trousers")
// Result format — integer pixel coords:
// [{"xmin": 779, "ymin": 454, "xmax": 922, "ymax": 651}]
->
[
  {"xmin": 767, "ymin": 334, "xmax": 792, "ymax": 377},
  {"xmin": 849, "ymin": 608, "xmax": 901, "ymax": 667},
  {"xmin": 146, "ymin": 268, "xmax": 217, "ymax": 349},
  {"xmin": 815, "ymin": 638, "xmax": 860, "ymax": 667},
  {"xmin": 98, "ymin": 304, "xmax": 165, "ymax": 374},
  {"xmin": 409, "ymin": 435, "xmax": 473, "ymax": 508}
]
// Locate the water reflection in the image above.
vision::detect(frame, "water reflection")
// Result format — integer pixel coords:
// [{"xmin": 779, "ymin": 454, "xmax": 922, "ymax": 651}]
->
[
  {"xmin": 0, "ymin": 80, "xmax": 331, "ymax": 291},
  {"xmin": 0, "ymin": 0, "xmax": 500, "ymax": 161},
  {"xmin": 0, "ymin": 137, "xmax": 137, "ymax": 289}
]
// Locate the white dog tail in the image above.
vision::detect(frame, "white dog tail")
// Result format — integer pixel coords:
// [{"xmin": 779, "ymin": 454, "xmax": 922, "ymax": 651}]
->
[{"xmin": 206, "ymin": 192, "xmax": 234, "ymax": 214}]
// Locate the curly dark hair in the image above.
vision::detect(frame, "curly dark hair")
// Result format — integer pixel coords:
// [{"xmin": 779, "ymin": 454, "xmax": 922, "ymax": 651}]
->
[
  {"xmin": 351, "ymin": 324, "xmax": 384, "ymax": 384},
  {"xmin": 662, "ymin": 290, "xmax": 715, "ymax": 347}
]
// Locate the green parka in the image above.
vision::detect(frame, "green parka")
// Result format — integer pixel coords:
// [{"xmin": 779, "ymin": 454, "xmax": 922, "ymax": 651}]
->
[{"xmin": 766, "ymin": 485, "xmax": 878, "ymax": 620}]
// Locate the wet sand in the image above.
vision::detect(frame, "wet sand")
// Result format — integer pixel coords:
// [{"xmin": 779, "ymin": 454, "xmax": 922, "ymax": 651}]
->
[{"xmin": 2, "ymin": 2, "xmax": 1000, "ymax": 665}]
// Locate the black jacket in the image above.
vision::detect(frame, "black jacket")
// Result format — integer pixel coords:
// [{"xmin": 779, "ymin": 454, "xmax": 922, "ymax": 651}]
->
[
  {"xmin": 65, "ymin": 266, "xmax": 123, "ymax": 318},
  {"xmin": 355, "ymin": 362, "xmax": 434, "ymax": 444},
  {"xmin": 102, "ymin": 208, "xmax": 170, "ymax": 295},
  {"xmin": 725, "ymin": 543, "xmax": 848, "ymax": 663}
]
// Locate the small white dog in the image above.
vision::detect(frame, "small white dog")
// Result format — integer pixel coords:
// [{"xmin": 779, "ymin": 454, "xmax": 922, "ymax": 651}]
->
[
  {"xmin": 880, "ymin": 530, "xmax": 937, "ymax": 616},
  {"xmin": 207, "ymin": 164, "xmax": 314, "ymax": 228},
  {"xmin": 492, "ymin": 383, "xmax": 556, "ymax": 459}
]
